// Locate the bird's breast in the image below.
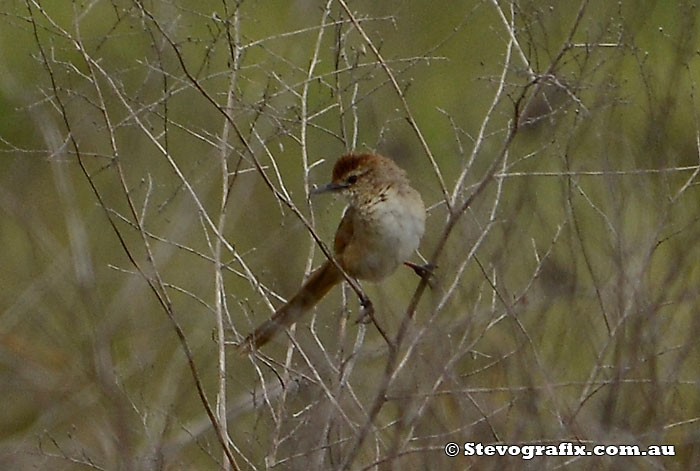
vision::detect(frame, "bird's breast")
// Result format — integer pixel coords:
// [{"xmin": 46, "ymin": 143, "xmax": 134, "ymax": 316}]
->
[{"xmin": 341, "ymin": 187, "xmax": 425, "ymax": 281}]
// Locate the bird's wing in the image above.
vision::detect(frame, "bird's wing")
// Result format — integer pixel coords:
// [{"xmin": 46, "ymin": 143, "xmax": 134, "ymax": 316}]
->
[{"xmin": 334, "ymin": 206, "xmax": 354, "ymax": 255}]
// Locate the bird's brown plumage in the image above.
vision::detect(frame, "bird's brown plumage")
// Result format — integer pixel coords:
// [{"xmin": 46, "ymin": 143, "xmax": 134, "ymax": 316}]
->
[{"xmin": 238, "ymin": 153, "xmax": 425, "ymax": 353}]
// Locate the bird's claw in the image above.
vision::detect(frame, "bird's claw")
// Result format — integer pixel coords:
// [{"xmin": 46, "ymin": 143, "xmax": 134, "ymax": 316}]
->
[
  {"xmin": 356, "ymin": 297, "xmax": 374, "ymax": 324},
  {"xmin": 405, "ymin": 261, "xmax": 437, "ymax": 287}
]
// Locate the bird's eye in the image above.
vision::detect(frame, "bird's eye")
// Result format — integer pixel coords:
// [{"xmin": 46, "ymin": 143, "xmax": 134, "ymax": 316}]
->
[{"xmin": 347, "ymin": 175, "xmax": 358, "ymax": 184}]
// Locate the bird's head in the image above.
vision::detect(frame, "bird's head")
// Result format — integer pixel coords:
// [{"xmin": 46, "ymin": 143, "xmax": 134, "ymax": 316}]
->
[{"xmin": 312, "ymin": 153, "xmax": 403, "ymax": 195}]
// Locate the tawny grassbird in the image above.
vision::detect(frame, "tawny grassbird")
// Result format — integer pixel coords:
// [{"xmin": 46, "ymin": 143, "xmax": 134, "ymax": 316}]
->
[{"xmin": 238, "ymin": 153, "xmax": 425, "ymax": 352}]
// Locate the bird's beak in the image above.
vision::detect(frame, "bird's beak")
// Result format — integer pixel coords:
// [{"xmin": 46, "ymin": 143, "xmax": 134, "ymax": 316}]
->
[{"xmin": 311, "ymin": 181, "xmax": 347, "ymax": 195}]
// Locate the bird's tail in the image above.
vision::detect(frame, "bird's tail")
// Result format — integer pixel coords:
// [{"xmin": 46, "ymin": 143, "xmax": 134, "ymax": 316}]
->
[{"xmin": 238, "ymin": 261, "xmax": 342, "ymax": 353}]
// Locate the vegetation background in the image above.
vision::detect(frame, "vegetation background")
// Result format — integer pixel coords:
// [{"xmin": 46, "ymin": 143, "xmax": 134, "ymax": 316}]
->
[{"xmin": 0, "ymin": 0, "xmax": 698, "ymax": 469}]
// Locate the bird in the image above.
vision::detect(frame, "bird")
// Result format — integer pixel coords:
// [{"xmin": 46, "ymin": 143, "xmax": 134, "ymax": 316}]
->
[{"xmin": 238, "ymin": 153, "xmax": 426, "ymax": 352}]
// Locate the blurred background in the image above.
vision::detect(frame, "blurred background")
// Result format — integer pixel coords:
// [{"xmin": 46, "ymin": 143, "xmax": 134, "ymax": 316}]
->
[{"xmin": 0, "ymin": 0, "xmax": 698, "ymax": 469}]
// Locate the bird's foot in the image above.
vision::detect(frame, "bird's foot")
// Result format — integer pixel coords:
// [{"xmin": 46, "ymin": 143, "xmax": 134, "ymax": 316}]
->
[
  {"xmin": 356, "ymin": 296, "xmax": 375, "ymax": 324},
  {"xmin": 355, "ymin": 296, "xmax": 394, "ymax": 349},
  {"xmin": 404, "ymin": 261, "xmax": 436, "ymax": 287}
]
